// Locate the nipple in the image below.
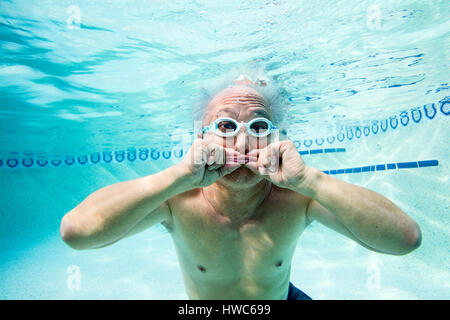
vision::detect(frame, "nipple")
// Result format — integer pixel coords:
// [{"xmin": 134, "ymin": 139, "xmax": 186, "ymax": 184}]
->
[{"xmin": 198, "ymin": 265, "xmax": 207, "ymax": 273}]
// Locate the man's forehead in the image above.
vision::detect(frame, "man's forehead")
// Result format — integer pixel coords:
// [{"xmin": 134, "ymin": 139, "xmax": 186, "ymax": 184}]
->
[
  {"xmin": 214, "ymin": 106, "xmax": 270, "ymax": 117},
  {"xmin": 202, "ymin": 85, "xmax": 273, "ymax": 124},
  {"xmin": 207, "ymin": 86, "xmax": 270, "ymax": 113},
  {"xmin": 209, "ymin": 85, "xmax": 266, "ymax": 105}
]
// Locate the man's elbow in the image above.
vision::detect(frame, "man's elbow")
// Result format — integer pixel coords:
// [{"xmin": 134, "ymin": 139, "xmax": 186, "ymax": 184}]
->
[
  {"xmin": 60, "ymin": 215, "xmax": 89, "ymax": 250},
  {"xmin": 407, "ymin": 223, "xmax": 422, "ymax": 251},
  {"xmin": 396, "ymin": 222, "xmax": 422, "ymax": 255}
]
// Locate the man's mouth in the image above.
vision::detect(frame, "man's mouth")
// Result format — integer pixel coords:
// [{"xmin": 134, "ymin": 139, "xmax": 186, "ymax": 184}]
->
[{"xmin": 226, "ymin": 155, "xmax": 255, "ymax": 164}]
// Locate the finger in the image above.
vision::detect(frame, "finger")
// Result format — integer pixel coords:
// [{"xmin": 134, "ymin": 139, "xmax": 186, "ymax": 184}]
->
[
  {"xmin": 206, "ymin": 146, "xmax": 216, "ymax": 166},
  {"xmin": 259, "ymin": 147, "xmax": 271, "ymax": 168},
  {"xmin": 247, "ymin": 149, "xmax": 259, "ymax": 157},
  {"xmin": 224, "ymin": 148, "xmax": 241, "ymax": 162},
  {"xmin": 206, "ymin": 143, "xmax": 224, "ymax": 166},
  {"xmin": 224, "ymin": 147, "xmax": 241, "ymax": 155},
  {"xmin": 213, "ymin": 144, "xmax": 225, "ymax": 165},
  {"xmin": 190, "ymin": 139, "xmax": 208, "ymax": 166},
  {"xmin": 226, "ymin": 154, "xmax": 257, "ymax": 164},
  {"xmin": 207, "ymin": 146, "xmax": 241, "ymax": 170},
  {"xmin": 258, "ymin": 165, "xmax": 270, "ymax": 176},
  {"xmin": 223, "ymin": 147, "xmax": 255, "ymax": 164},
  {"xmin": 208, "ymin": 145, "xmax": 238, "ymax": 170},
  {"xmin": 259, "ymin": 144, "xmax": 278, "ymax": 167},
  {"xmin": 268, "ymin": 143, "xmax": 280, "ymax": 172}
]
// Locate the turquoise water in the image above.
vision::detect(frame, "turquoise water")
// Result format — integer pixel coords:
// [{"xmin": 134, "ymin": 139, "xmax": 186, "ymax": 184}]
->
[{"xmin": 0, "ymin": 0, "xmax": 449, "ymax": 299}]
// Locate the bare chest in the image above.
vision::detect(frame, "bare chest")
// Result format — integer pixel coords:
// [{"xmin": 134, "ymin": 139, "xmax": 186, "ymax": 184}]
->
[{"xmin": 166, "ymin": 188, "xmax": 309, "ymax": 280}]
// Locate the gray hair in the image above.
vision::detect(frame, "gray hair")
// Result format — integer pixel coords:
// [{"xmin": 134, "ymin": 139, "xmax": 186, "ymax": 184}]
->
[{"xmin": 192, "ymin": 65, "xmax": 291, "ymax": 130}]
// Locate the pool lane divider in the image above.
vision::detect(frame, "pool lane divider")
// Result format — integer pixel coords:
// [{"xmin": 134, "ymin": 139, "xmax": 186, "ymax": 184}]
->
[
  {"xmin": 0, "ymin": 97, "xmax": 447, "ymax": 170},
  {"xmin": 1, "ymin": 145, "xmax": 440, "ymax": 177},
  {"xmin": 322, "ymin": 160, "xmax": 439, "ymax": 175},
  {"xmin": 292, "ymin": 96, "xmax": 449, "ymax": 149},
  {"xmin": 0, "ymin": 147, "xmax": 345, "ymax": 169},
  {"xmin": 299, "ymin": 148, "xmax": 346, "ymax": 155}
]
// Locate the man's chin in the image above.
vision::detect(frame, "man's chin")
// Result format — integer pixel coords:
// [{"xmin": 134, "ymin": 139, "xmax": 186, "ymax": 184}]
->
[{"xmin": 223, "ymin": 165, "xmax": 260, "ymax": 182}]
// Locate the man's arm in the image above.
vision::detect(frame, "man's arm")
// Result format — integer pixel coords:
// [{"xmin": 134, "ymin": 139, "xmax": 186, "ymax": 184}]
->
[
  {"xmin": 246, "ymin": 140, "xmax": 421, "ymax": 256},
  {"xmin": 60, "ymin": 139, "xmax": 241, "ymax": 250},
  {"xmin": 60, "ymin": 165, "xmax": 189, "ymax": 250},
  {"xmin": 301, "ymin": 167, "xmax": 422, "ymax": 255}
]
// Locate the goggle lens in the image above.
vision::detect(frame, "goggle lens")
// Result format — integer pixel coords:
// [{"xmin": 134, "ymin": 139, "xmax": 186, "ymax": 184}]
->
[
  {"xmin": 249, "ymin": 120, "xmax": 269, "ymax": 135},
  {"xmin": 217, "ymin": 120, "xmax": 238, "ymax": 134}
]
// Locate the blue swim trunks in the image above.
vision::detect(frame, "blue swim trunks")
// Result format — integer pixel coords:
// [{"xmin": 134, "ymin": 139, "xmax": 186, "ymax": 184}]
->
[{"xmin": 287, "ymin": 282, "xmax": 312, "ymax": 300}]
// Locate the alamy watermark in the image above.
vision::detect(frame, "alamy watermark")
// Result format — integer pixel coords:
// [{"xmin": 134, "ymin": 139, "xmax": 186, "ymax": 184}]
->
[
  {"xmin": 66, "ymin": 265, "xmax": 81, "ymax": 291},
  {"xmin": 366, "ymin": 257, "xmax": 381, "ymax": 290},
  {"xmin": 66, "ymin": 5, "xmax": 81, "ymax": 29},
  {"xmin": 366, "ymin": 5, "xmax": 382, "ymax": 30}
]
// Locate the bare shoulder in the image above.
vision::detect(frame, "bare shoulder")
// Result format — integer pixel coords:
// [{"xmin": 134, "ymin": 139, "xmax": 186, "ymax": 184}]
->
[
  {"xmin": 257, "ymin": 184, "xmax": 311, "ymax": 229},
  {"xmin": 163, "ymin": 188, "xmax": 204, "ymax": 231},
  {"xmin": 254, "ymin": 185, "xmax": 311, "ymax": 240},
  {"xmin": 268, "ymin": 184, "xmax": 311, "ymax": 211}
]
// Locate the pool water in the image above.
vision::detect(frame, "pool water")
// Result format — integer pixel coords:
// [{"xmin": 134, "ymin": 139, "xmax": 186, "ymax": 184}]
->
[{"xmin": 0, "ymin": 0, "xmax": 449, "ymax": 299}]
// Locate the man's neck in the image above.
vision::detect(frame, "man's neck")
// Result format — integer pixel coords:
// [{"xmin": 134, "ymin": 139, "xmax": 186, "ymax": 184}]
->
[{"xmin": 202, "ymin": 178, "xmax": 272, "ymax": 225}]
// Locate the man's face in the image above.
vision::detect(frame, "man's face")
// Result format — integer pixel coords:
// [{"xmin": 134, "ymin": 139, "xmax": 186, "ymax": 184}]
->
[{"xmin": 202, "ymin": 85, "xmax": 276, "ymax": 184}]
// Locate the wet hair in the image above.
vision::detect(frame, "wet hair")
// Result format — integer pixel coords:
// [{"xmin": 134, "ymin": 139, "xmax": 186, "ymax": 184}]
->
[{"xmin": 192, "ymin": 65, "xmax": 291, "ymax": 130}]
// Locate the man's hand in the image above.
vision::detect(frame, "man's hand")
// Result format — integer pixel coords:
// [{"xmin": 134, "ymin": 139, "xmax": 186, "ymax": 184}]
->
[
  {"xmin": 176, "ymin": 138, "xmax": 255, "ymax": 188},
  {"xmin": 245, "ymin": 140, "xmax": 315, "ymax": 193}
]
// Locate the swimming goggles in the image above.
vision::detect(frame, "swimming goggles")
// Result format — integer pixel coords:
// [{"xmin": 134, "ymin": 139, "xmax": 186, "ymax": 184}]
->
[{"xmin": 202, "ymin": 117, "xmax": 277, "ymax": 137}]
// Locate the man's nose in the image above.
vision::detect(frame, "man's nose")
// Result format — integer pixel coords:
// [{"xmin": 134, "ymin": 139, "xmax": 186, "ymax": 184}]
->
[{"xmin": 233, "ymin": 127, "xmax": 249, "ymax": 154}]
